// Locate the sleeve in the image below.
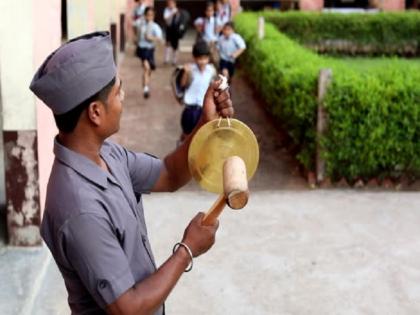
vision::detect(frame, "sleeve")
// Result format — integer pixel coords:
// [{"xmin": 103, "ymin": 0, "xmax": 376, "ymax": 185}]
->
[
  {"xmin": 105, "ymin": 141, "xmax": 163, "ymax": 194},
  {"xmin": 154, "ymin": 24, "xmax": 163, "ymax": 39},
  {"xmin": 126, "ymin": 150, "xmax": 163, "ymax": 194},
  {"xmin": 194, "ymin": 17, "xmax": 203, "ymax": 26},
  {"xmin": 61, "ymin": 213, "xmax": 136, "ymax": 309},
  {"xmin": 234, "ymin": 34, "xmax": 246, "ymax": 49},
  {"xmin": 163, "ymin": 8, "xmax": 171, "ymax": 21},
  {"xmin": 216, "ymin": 35, "xmax": 222, "ymax": 51}
]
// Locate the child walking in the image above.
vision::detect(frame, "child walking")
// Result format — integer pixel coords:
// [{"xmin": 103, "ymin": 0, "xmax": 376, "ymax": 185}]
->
[
  {"xmin": 163, "ymin": 0, "xmax": 179, "ymax": 65},
  {"xmin": 194, "ymin": 2, "xmax": 221, "ymax": 65},
  {"xmin": 134, "ymin": 7, "xmax": 163, "ymax": 98},
  {"xmin": 179, "ymin": 41, "xmax": 217, "ymax": 141},
  {"xmin": 217, "ymin": 22, "xmax": 246, "ymax": 81}
]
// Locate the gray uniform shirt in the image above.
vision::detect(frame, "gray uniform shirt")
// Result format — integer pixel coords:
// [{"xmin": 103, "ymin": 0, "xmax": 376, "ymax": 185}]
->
[{"xmin": 41, "ymin": 139, "xmax": 164, "ymax": 314}]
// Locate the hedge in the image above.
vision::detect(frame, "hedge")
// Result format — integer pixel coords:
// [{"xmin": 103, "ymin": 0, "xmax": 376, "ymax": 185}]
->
[
  {"xmin": 235, "ymin": 12, "xmax": 420, "ymax": 181},
  {"xmin": 263, "ymin": 11, "xmax": 420, "ymax": 56}
]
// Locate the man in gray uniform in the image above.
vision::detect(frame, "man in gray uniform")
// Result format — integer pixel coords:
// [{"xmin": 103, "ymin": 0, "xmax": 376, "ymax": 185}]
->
[{"xmin": 30, "ymin": 31, "xmax": 233, "ymax": 315}]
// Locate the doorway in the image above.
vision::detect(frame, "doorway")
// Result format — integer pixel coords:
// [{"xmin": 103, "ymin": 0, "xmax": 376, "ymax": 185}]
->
[{"xmin": 61, "ymin": 0, "xmax": 68, "ymax": 41}]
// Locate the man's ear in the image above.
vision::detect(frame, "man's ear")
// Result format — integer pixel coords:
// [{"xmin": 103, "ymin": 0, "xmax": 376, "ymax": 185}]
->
[{"xmin": 86, "ymin": 101, "xmax": 104, "ymax": 127}]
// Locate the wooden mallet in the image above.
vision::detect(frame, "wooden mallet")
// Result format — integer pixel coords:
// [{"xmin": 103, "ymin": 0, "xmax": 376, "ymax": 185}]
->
[{"xmin": 202, "ymin": 156, "xmax": 249, "ymax": 226}]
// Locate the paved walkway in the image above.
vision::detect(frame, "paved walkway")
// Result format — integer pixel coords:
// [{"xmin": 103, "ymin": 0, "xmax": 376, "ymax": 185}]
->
[{"xmin": 2, "ymin": 36, "xmax": 420, "ymax": 315}]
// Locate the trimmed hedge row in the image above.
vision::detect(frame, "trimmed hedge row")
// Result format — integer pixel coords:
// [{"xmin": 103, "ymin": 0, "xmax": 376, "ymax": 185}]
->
[
  {"xmin": 263, "ymin": 11, "xmax": 420, "ymax": 56},
  {"xmin": 235, "ymin": 12, "xmax": 420, "ymax": 181}
]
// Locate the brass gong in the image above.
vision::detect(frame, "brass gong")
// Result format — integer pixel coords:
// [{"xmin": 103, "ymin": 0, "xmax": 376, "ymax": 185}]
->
[{"xmin": 188, "ymin": 118, "xmax": 259, "ymax": 193}]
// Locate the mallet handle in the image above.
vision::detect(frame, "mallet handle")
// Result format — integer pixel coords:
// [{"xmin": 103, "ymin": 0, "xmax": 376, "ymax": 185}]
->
[
  {"xmin": 202, "ymin": 195, "xmax": 226, "ymax": 226},
  {"xmin": 201, "ymin": 156, "xmax": 248, "ymax": 226}
]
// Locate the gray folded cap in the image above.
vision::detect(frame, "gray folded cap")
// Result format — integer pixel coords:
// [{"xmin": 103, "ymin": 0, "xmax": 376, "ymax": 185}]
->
[{"xmin": 30, "ymin": 31, "xmax": 116, "ymax": 115}]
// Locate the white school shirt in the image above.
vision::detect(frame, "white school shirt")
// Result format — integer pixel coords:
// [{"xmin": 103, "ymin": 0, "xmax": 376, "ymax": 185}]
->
[
  {"xmin": 163, "ymin": 7, "xmax": 177, "ymax": 26},
  {"xmin": 217, "ymin": 33, "xmax": 246, "ymax": 63},
  {"xmin": 183, "ymin": 64, "xmax": 217, "ymax": 106},
  {"xmin": 216, "ymin": 12, "xmax": 230, "ymax": 28},
  {"xmin": 194, "ymin": 17, "xmax": 218, "ymax": 43},
  {"xmin": 133, "ymin": 4, "xmax": 146, "ymax": 19},
  {"xmin": 217, "ymin": 3, "xmax": 231, "ymax": 26},
  {"xmin": 134, "ymin": 20, "xmax": 163, "ymax": 49}
]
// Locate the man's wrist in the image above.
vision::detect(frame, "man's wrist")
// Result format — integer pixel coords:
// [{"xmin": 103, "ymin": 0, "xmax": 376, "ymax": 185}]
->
[{"xmin": 173, "ymin": 242, "xmax": 193, "ymax": 272}]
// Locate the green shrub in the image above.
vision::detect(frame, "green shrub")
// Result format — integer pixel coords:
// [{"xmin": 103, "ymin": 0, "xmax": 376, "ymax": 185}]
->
[
  {"xmin": 235, "ymin": 12, "xmax": 420, "ymax": 181},
  {"xmin": 263, "ymin": 11, "xmax": 420, "ymax": 56}
]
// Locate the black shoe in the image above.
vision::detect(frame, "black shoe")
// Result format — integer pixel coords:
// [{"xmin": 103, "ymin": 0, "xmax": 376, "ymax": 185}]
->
[{"xmin": 143, "ymin": 91, "xmax": 150, "ymax": 99}]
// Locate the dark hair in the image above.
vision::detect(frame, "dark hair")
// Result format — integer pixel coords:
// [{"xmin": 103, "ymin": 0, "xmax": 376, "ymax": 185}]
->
[
  {"xmin": 54, "ymin": 77, "xmax": 116, "ymax": 133},
  {"xmin": 223, "ymin": 21, "xmax": 234, "ymax": 30},
  {"xmin": 192, "ymin": 40, "xmax": 210, "ymax": 57},
  {"xmin": 144, "ymin": 6, "xmax": 154, "ymax": 15},
  {"xmin": 206, "ymin": 1, "xmax": 214, "ymax": 9}
]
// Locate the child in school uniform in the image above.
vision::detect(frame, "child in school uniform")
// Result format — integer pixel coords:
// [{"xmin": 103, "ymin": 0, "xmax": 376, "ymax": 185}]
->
[
  {"xmin": 217, "ymin": 22, "xmax": 246, "ymax": 81},
  {"xmin": 163, "ymin": 0, "xmax": 179, "ymax": 65},
  {"xmin": 134, "ymin": 7, "xmax": 163, "ymax": 98},
  {"xmin": 179, "ymin": 41, "xmax": 217, "ymax": 141},
  {"xmin": 215, "ymin": 0, "xmax": 231, "ymax": 29},
  {"xmin": 133, "ymin": 0, "xmax": 147, "ymax": 21},
  {"xmin": 194, "ymin": 2, "xmax": 221, "ymax": 65}
]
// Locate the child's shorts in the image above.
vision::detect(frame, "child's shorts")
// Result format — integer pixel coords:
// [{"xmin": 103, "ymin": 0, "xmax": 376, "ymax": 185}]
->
[
  {"xmin": 166, "ymin": 30, "xmax": 180, "ymax": 50},
  {"xmin": 219, "ymin": 59, "xmax": 235, "ymax": 77},
  {"xmin": 181, "ymin": 105, "xmax": 202, "ymax": 134},
  {"xmin": 136, "ymin": 47, "xmax": 156, "ymax": 70}
]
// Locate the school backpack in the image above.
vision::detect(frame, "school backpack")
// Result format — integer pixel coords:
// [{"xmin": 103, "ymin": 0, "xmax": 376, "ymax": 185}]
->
[
  {"xmin": 171, "ymin": 9, "xmax": 190, "ymax": 39},
  {"xmin": 171, "ymin": 66, "xmax": 187, "ymax": 105},
  {"xmin": 171, "ymin": 64, "xmax": 217, "ymax": 105}
]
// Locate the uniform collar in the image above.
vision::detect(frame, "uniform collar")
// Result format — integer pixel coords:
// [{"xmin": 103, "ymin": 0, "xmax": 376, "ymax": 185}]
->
[{"xmin": 53, "ymin": 137, "xmax": 110, "ymax": 189}]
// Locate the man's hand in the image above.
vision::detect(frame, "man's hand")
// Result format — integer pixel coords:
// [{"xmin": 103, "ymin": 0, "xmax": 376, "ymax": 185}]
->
[
  {"xmin": 201, "ymin": 78, "xmax": 234, "ymax": 123},
  {"xmin": 182, "ymin": 212, "xmax": 219, "ymax": 257},
  {"xmin": 107, "ymin": 213, "xmax": 219, "ymax": 315},
  {"xmin": 151, "ymin": 77, "xmax": 234, "ymax": 194}
]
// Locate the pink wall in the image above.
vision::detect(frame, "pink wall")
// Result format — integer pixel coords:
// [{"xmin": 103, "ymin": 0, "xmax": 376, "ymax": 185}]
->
[
  {"xmin": 382, "ymin": 0, "xmax": 405, "ymax": 10},
  {"xmin": 298, "ymin": 0, "xmax": 404, "ymax": 10},
  {"xmin": 230, "ymin": 0, "xmax": 241, "ymax": 15},
  {"xmin": 300, "ymin": 0, "xmax": 324, "ymax": 10},
  {"xmin": 33, "ymin": 0, "xmax": 62, "ymax": 213}
]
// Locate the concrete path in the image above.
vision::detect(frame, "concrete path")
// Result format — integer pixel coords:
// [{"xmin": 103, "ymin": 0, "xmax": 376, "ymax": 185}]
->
[
  {"xmin": 2, "ymin": 191, "xmax": 420, "ymax": 315},
  {"xmin": 144, "ymin": 191, "xmax": 420, "ymax": 315},
  {"xmin": 2, "ymin": 35, "xmax": 420, "ymax": 315}
]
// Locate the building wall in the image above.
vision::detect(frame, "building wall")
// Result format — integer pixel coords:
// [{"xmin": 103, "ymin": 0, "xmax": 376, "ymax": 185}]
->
[
  {"xmin": 0, "ymin": 0, "xmax": 62, "ymax": 245},
  {"xmin": 0, "ymin": 0, "xmax": 129, "ymax": 245},
  {"xmin": 0, "ymin": 2, "xmax": 37, "ymax": 131},
  {"xmin": 33, "ymin": 0, "xmax": 62, "ymax": 215},
  {"xmin": 67, "ymin": 0, "xmax": 95, "ymax": 39},
  {"xmin": 300, "ymin": 0, "xmax": 324, "ymax": 10},
  {"xmin": 381, "ymin": 0, "xmax": 405, "ymax": 9},
  {"xmin": 299, "ymin": 0, "xmax": 405, "ymax": 9},
  {"xmin": 68, "ymin": 0, "xmax": 127, "ymax": 39}
]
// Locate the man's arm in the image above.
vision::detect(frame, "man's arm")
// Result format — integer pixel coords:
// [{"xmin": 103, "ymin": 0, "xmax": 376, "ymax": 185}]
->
[
  {"xmin": 107, "ymin": 213, "xmax": 218, "ymax": 315},
  {"xmin": 151, "ymin": 80, "xmax": 234, "ymax": 192}
]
